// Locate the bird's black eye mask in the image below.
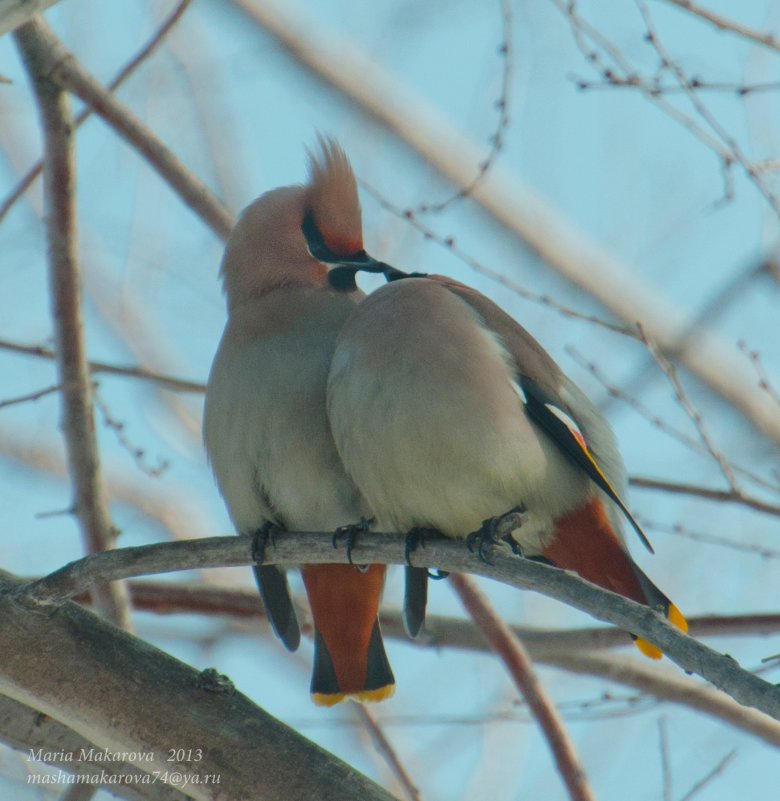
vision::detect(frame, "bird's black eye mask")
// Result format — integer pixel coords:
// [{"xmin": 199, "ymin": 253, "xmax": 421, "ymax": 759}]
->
[{"xmin": 301, "ymin": 211, "xmax": 426, "ymax": 290}]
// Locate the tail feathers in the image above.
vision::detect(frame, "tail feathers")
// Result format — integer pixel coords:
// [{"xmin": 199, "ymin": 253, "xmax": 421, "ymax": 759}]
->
[
  {"xmin": 403, "ymin": 566, "xmax": 429, "ymax": 639},
  {"xmin": 546, "ymin": 498, "xmax": 688, "ymax": 658},
  {"xmin": 252, "ymin": 565, "xmax": 300, "ymax": 652},
  {"xmin": 311, "ymin": 622, "xmax": 395, "ymax": 706},
  {"xmin": 302, "ymin": 564, "xmax": 395, "ymax": 706},
  {"xmin": 629, "ymin": 562, "xmax": 689, "ymax": 658}
]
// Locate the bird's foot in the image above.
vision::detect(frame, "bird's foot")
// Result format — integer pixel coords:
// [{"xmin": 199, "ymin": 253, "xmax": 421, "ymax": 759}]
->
[
  {"xmin": 332, "ymin": 516, "xmax": 374, "ymax": 570},
  {"xmin": 404, "ymin": 527, "xmax": 449, "ymax": 578},
  {"xmin": 252, "ymin": 521, "xmax": 284, "ymax": 565},
  {"xmin": 467, "ymin": 506, "xmax": 527, "ymax": 564}
]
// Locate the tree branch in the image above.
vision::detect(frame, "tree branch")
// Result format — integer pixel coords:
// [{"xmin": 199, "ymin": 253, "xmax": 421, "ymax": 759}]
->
[
  {"xmin": 14, "ymin": 531, "xmax": 780, "ymax": 722},
  {"xmin": 104, "ymin": 580, "xmax": 780, "ymax": 747},
  {"xmin": 231, "ymin": 0, "xmax": 780, "ymax": 445},
  {"xmin": 14, "ymin": 21, "xmax": 131, "ymax": 629},
  {"xmin": 629, "ymin": 476, "xmax": 780, "ymax": 517},
  {"xmin": 13, "ymin": 16, "xmax": 233, "ymax": 241},
  {"xmin": 661, "ymin": 0, "xmax": 780, "ymax": 54},
  {"xmin": 0, "ymin": 694, "xmax": 191, "ymax": 801},
  {"xmin": 0, "ymin": 0, "xmax": 60, "ymax": 37},
  {"xmin": 0, "ymin": 0, "xmax": 192, "ymax": 224},
  {"xmin": 0, "ymin": 571, "xmax": 396, "ymax": 801},
  {"xmin": 0, "ymin": 338, "xmax": 205, "ymax": 393},
  {"xmin": 450, "ymin": 573, "xmax": 596, "ymax": 801}
]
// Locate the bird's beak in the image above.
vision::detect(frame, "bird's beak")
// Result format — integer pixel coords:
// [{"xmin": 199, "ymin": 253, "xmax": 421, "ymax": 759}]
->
[{"xmin": 301, "ymin": 211, "xmax": 420, "ymax": 289}]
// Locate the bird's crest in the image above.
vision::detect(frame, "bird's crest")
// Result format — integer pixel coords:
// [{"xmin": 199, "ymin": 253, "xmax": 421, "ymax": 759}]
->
[{"xmin": 306, "ymin": 136, "xmax": 363, "ymax": 258}]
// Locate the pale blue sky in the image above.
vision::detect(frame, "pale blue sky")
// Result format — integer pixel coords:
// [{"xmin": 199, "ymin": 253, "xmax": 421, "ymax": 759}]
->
[{"xmin": 1, "ymin": 1, "xmax": 779, "ymax": 799}]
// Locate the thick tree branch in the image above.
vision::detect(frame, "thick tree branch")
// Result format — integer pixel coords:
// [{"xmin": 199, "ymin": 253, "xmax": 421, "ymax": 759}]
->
[
  {"xmin": 0, "ymin": 571, "xmax": 396, "ymax": 801},
  {"xmin": 13, "ymin": 16, "xmax": 233, "ymax": 241},
  {"xmin": 0, "ymin": 694, "xmax": 191, "ymax": 801},
  {"xmin": 451, "ymin": 573, "xmax": 596, "ymax": 801},
  {"xmin": 0, "ymin": 0, "xmax": 60, "ymax": 36},
  {"xmin": 14, "ymin": 532, "xmax": 780, "ymax": 722},
  {"xmin": 106, "ymin": 581, "xmax": 780, "ymax": 747},
  {"xmin": 14, "ymin": 22, "xmax": 131, "ymax": 629}
]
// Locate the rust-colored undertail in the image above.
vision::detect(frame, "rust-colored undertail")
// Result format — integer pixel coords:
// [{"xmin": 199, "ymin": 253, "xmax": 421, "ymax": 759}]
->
[
  {"xmin": 543, "ymin": 498, "xmax": 687, "ymax": 658},
  {"xmin": 301, "ymin": 563, "xmax": 395, "ymax": 706}
]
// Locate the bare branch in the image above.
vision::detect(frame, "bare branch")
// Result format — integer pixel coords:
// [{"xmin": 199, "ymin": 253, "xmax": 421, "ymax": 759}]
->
[
  {"xmin": 659, "ymin": 716, "xmax": 672, "ymax": 801},
  {"xmin": 106, "ymin": 579, "xmax": 780, "ymax": 747},
  {"xmin": 14, "ymin": 21, "xmax": 131, "ymax": 628},
  {"xmin": 14, "ymin": 531, "xmax": 780, "ymax": 721},
  {"xmin": 0, "ymin": 0, "xmax": 60, "ymax": 37},
  {"xmin": 0, "ymin": 338, "xmax": 206, "ymax": 393},
  {"xmin": 0, "ymin": 694, "xmax": 191, "ymax": 801},
  {"xmin": 661, "ymin": 0, "xmax": 780, "ymax": 55},
  {"xmin": 639, "ymin": 326, "xmax": 738, "ymax": 490},
  {"xmin": 677, "ymin": 749, "xmax": 737, "ymax": 801},
  {"xmin": 353, "ymin": 704, "xmax": 423, "ymax": 801},
  {"xmin": 13, "ymin": 17, "xmax": 233, "ymax": 241},
  {"xmin": 636, "ymin": 0, "xmax": 780, "ymax": 220},
  {"xmin": 231, "ymin": 0, "xmax": 780, "ymax": 444},
  {"xmin": 450, "ymin": 574, "xmax": 596, "ymax": 801},
  {"xmin": 0, "ymin": 571, "xmax": 396, "ymax": 801},
  {"xmin": 542, "ymin": 651, "xmax": 780, "ymax": 748},
  {"xmin": 629, "ymin": 476, "xmax": 780, "ymax": 518},
  {"xmin": 0, "ymin": 382, "xmax": 61, "ymax": 409},
  {"xmin": 0, "ymin": 1, "xmax": 192, "ymax": 224}
]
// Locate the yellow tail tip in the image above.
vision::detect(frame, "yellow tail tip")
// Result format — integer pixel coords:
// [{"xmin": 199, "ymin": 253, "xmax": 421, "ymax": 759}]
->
[
  {"xmin": 634, "ymin": 638, "xmax": 663, "ymax": 659},
  {"xmin": 668, "ymin": 603, "xmax": 688, "ymax": 633},
  {"xmin": 634, "ymin": 603, "xmax": 688, "ymax": 659},
  {"xmin": 311, "ymin": 684, "xmax": 395, "ymax": 707}
]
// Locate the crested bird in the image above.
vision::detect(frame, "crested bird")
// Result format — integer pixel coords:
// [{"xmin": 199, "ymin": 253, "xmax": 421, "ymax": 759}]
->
[
  {"xmin": 203, "ymin": 138, "xmax": 395, "ymax": 705},
  {"xmin": 321, "ymin": 262, "xmax": 687, "ymax": 658}
]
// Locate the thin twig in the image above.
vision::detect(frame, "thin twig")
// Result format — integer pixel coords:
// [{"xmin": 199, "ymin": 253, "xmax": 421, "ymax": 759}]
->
[
  {"xmin": 639, "ymin": 326, "xmax": 738, "ymax": 490},
  {"xmin": 450, "ymin": 573, "xmax": 596, "ymax": 801},
  {"xmin": 0, "ymin": 0, "xmax": 192, "ymax": 224},
  {"xmin": 13, "ymin": 17, "xmax": 233, "ymax": 241},
  {"xmin": 677, "ymin": 749, "xmax": 737, "ymax": 801},
  {"xmin": 14, "ymin": 22, "xmax": 131, "ymax": 628},
  {"xmin": 629, "ymin": 476, "xmax": 780, "ymax": 517},
  {"xmin": 0, "ymin": 338, "xmax": 205, "ymax": 392},
  {"xmin": 636, "ymin": 0, "xmax": 780, "ymax": 219},
  {"xmin": 661, "ymin": 0, "xmax": 780, "ymax": 55},
  {"xmin": 363, "ymin": 183, "xmax": 635, "ymax": 336},
  {"xmin": 232, "ymin": 0, "xmax": 780, "ymax": 444},
  {"xmin": 739, "ymin": 340, "xmax": 780, "ymax": 408},
  {"xmin": 0, "ymin": 382, "xmax": 61, "ymax": 409},
  {"xmin": 93, "ymin": 387, "xmax": 170, "ymax": 477},
  {"xmin": 643, "ymin": 517, "xmax": 780, "ymax": 560},
  {"xmin": 659, "ymin": 716, "xmax": 672, "ymax": 801},
  {"xmin": 353, "ymin": 705, "xmax": 423, "ymax": 801},
  {"xmin": 413, "ymin": 0, "xmax": 513, "ymax": 214},
  {"xmin": 568, "ymin": 345, "xmax": 779, "ymax": 494}
]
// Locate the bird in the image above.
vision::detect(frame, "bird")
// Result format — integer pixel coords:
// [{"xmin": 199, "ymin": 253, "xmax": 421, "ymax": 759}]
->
[
  {"xmin": 203, "ymin": 138, "xmax": 396, "ymax": 705},
  {"xmin": 321, "ymin": 262, "xmax": 688, "ymax": 658}
]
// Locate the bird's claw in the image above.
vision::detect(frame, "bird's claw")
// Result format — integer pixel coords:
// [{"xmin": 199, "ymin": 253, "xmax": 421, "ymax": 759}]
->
[
  {"xmin": 467, "ymin": 506, "xmax": 527, "ymax": 564},
  {"xmin": 332, "ymin": 516, "xmax": 374, "ymax": 569},
  {"xmin": 404, "ymin": 527, "xmax": 448, "ymax": 579},
  {"xmin": 252, "ymin": 521, "xmax": 283, "ymax": 565}
]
